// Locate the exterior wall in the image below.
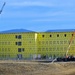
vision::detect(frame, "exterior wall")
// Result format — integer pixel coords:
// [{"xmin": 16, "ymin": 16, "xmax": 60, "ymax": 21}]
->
[
  {"xmin": 37, "ymin": 32, "xmax": 75, "ymax": 58},
  {"xmin": 0, "ymin": 32, "xmax": 36, "ymax": 59},
  {"xmin": 0, "ymin": 31, "xmax": 75, "ymax": 59}
]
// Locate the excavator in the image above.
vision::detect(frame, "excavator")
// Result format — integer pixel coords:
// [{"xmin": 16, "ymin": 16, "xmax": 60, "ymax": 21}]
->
[
  {"xmin": 0, "ymin": 2, "xmax": 6, "ymax": 14},
  {"xmin": 57, "ymin": 32, "xmax": 75, "ymax": 61}
]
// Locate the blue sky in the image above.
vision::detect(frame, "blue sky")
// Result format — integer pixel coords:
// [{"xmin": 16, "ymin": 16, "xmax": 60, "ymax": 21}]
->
[{"xmin": 0, "ymin": 0, "xmax": 75, "ymax": 31}]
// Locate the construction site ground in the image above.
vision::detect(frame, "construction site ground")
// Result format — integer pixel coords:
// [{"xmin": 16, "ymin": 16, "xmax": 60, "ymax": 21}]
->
[{"xmin": 0, "ymin": 60, "xmax": 75, "ymax": 75}]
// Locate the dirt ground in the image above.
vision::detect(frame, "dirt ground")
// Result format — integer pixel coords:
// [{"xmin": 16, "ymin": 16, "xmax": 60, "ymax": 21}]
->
[{"xmin": 0, "ymin": 60, "xmax": 75, "ymax": 75}]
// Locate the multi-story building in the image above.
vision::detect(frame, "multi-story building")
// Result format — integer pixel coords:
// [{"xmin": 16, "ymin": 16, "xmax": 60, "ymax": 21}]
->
[
  {"xmin": 0, "ymin": 32, "xmax": 37, "ymax": 59},
  {"xmin": 0, "ymin": 29, "xmax": 75, "ymax": 59}
]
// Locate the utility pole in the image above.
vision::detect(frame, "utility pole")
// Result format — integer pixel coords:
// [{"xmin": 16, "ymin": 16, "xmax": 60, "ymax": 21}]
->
[{"xmin": 0, "ymin": 2, "xmax": 6, "ymax": 14}]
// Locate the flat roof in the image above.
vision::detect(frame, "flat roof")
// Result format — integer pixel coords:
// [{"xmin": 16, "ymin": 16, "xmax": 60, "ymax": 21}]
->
[
  {"xmin": 46, "ymin": 29, "xmax": 75, "ymax": 32},
  {"xmin": 0, "ymin": 29, "xmax": 75, "ymax": 34}
]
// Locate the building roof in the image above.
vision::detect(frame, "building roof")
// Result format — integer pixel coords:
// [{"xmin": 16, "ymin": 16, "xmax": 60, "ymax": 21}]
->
[
  {"xmin": 46, "ymin": 29, "xmax": 75, "ymax": 32},
  {"xmin": 0, "ymin": 29, "xmax": 75, "ymax": 34},
  {"xmin": 0, "ymin": 29, "xmax": 35, "ymax": 34}
]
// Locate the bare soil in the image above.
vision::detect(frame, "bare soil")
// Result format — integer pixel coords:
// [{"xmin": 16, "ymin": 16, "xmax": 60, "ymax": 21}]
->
[{"xmin": 0, "ymin": 60, "xmax": 75, "ymax": 75}]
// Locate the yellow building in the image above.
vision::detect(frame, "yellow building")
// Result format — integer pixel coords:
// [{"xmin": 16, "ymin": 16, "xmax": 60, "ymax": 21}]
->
[
  {"xmin": 0, "ymin": 30, "xmax": 75, "ymax": 59},
  {"xmin": 0, "ymin": 32, "xmax": 37, "ymax": 59},
  {"xmin": 37, "ymin": 31, "xmax": 75, "ymax": 59}
]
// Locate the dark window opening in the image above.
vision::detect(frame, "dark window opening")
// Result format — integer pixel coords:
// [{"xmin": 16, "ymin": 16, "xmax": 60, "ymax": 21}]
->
[
  {"xmin": 18, "ymin": 48, "xmax": 24, "ymax": 52},
  {"xmin": 18, "ymin": 35, "xmax": 21, "ymax": 39},
  {"xmin": 42, "ymin": 35, "xmax": 44, "ymax": 37},
  {"xmin": 15, "ymin": 42, "xmax": 17, "ymax": 45},
  {"xmin": 16, "ymin": 42, "xmax": 22, "ymax": 46},
  {"xmin": 18, "ymin": 42, "xmax": 22, "ymax": 46},
  {"xmin": 64, "ymin": 34, "xmax": 66, "ymax": 37},
  {"xmin": 50, "ymin": 35, "xmax": 52, "ymax": 37},
  {"xmin": 57, "ymin": 34, "xmax": 59, "ymax": 37},
  {"xmin": 15, "ymin": 35, "xmax": 17, "ymax": 38},
  {"xmin": 72, "ymin": 34, "xmax": 74, "ymax": 36},
  {"xmin": 15, "ymin": 35, "xmax": 22, "ymax": 39},
  {"xmin": 18, "ymin": 48, "xmax": 21, "ymax": 52}
]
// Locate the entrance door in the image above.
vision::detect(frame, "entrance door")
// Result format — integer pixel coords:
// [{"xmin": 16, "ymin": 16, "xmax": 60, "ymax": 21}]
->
[{"xmin": 17, "ymin": 54, "xmax": 22, "ymax": 59}]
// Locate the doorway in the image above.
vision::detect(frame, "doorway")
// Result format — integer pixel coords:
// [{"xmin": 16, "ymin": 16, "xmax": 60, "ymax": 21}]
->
[{"xmin": 17, "ymin": 54, "xmax": 22, "ymax": 59}]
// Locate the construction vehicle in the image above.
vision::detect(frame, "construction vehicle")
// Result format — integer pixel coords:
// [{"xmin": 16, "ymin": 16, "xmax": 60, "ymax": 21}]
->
[
  {"xmin": 0, "ymin": 2, "xmax": 6, "ymax": 14},
  {"xmin": 57, "ymin": 32, "xmax": 75, "ymax": 61}
]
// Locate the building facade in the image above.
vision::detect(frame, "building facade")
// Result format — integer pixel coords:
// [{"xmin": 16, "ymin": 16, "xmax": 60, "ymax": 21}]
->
[{"xmin": 0, "ymin": 30, "xmax": 75, "ymax": 59}]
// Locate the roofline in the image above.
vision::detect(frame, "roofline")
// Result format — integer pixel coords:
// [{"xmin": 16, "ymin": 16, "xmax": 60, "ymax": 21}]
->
[{"xmin": 46, "ymin": 29, "xmax": 75, "ymax": 32}]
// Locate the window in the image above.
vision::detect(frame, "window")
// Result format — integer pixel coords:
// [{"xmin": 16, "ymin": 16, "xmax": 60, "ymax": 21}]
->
[
  {"xmin": 8, "ymin": 48, "xmax": 10, "ymax": 51},
  {"xmin": 49, "ymin": 48, "xmax": 52, "ymax": 51},
  {"xmin": 42, "ymin": 35, "xmax": 44, "ymax": 37},
  {"xmin": 57, "ymin": 41, "xmax": 59, "ymax": 44},
  {"xmin": 18, "ymin": 42, "xmax": 22, "ymax": 46},
  {"xmin": 60, "ymin": 47, "xmax": 63, "ymax": 50},
  {"xmin": 16, "ymin": 42, "xmax": 22, "ymax": 46},
  {"xmin": 16, "ymin": 42, "xmax": 17, "ymax": 45},
  {"xmin": 64, "ymin": 47, "xmax": 67, "ymax": 50},
  {"xmin": 18, "ymin": 48, "xmax": 21, "ymax": 52},
  {"xmin": 29, "ymin": 47, "xmax": 31, "ymax": 50},
  {"xmin": 5, "ymin": 42, "xmax": 7, "ymax": 45},
  {"xmin": 68, "ymin": 41, "xmax": 70, "ymax": 44},
  {"xmin": 64, "ymin": 41, "xmax": 67, "ymax": 44},
  {"xmin": 2, "ymin": 48, "xmax": 4, "ymax": 51},
  {"xmin": 42, "ymin": 41, "xmax": 44, "ymax": 44},
  {"xmin": 72, "ymin": 47, "xmax": 74, "ymax": 50},
  {"xmin": 46, "ymin": 48, "xmax": 48, "ymax": 51},
  {"xmin": 2, "ymin": 42, "xmax": 4, "ymax": 45},
  {"xmin": 53, "ymin": 41, "xmax": 56, "ymax": 44},
  {"xmin": 50, "ymin": 35, "xmax": 52, "ymax": 37},
  {"xmin": 72, "ymin": 34, "xmax": 74, "ymax": 36},
  {"xmin": 53, "ymin": 47, "xmax": 56, "ymax": 50},
  {"xmin": 38, "ymin": 41, "xmax": 41, "ymax": 44},
  {"xmin": 18, "ymin": 48, "xmax": 24, "ymax": 52},
  {"xmin": 38, "ymin": 48, "xmax": 41, "ymax": 51},
  {"xmin": 72, "ymin": 41, "xmax": 74, "ymax": 44},
  {"xmin": 42, "ymin": 48, "xmax": 45, "ymax": 51},
  {"xmin": 46, "ymin": 41, "xmax": 48, "ymax": 44},
  {"xmin": 49, "ymin": 41, "xmax": 52, "ymax": 44},
  {"xmin": 57, "ymin": 47, "xmax": 59, "ymax": 51},
  {"xmin": 5, "ymin": 48, "xmax": 7, "ymax": 51},
  {"xmin": 57, "ymin": 34, "xmax": 59, "ymax": 37},
  {"xmin": 18, "ymin": 35, "xmax": 21, "ymax": 39},
  {"xmin": 15, "ymin": 35, "xmax": 22, "ymax": 39},
  {"xmin": 8, "ymin": 42, "xmax": 10, "ymax": 45},
  {"xmin": 15, "ymin": 35, "xmax": 17, "ymax": 38},
  {"xmin": 60, "ymin": 41, "xmax": 63, "ymax": 44},
  {"xmin": 64, "ymin": 34, "xmax": 66, "ymax": 37}
]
